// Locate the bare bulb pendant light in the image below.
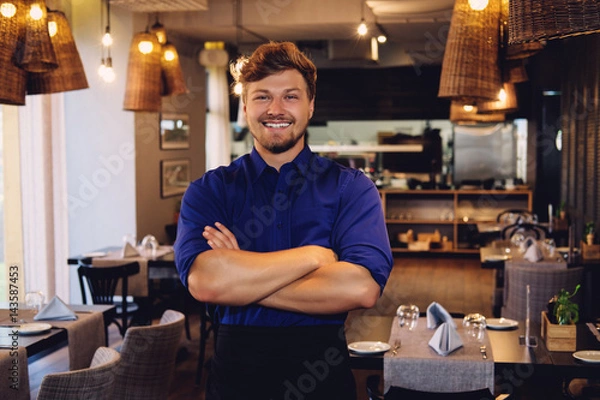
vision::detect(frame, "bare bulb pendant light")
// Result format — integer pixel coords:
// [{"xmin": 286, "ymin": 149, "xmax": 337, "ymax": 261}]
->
[
  {"xmin": 0, "ymin": 0, "xmax": 27, "ymax": 105},
  {"xmin": 17, "ymin": 0, "xmax": 58, "ymax": 72}
]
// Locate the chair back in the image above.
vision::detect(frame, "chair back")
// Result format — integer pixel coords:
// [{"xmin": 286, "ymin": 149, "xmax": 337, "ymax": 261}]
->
[
  {"xmin": 77, "ymin": 260, "xmax": 140, "ymax": 306},
  {"xmin": 502, "ymin": 263, "xmax": 584, "ymax": 324},
  {"xmin": 501, "ymin": 222, "xmax": 549, "ymax": 241},
  {"xmin": 113, "ymin": 309, "xmax": 185, "ymax": 400},
  {"xmin": 37, "ymin": 347, "xmax": 121, "ymax": 400},
  {"xmin": 496, "ymin": 209, "xmax": 536, "ymax": 224}
]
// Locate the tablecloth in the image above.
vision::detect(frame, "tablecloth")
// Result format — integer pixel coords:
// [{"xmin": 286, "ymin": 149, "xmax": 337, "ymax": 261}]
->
[
  {"xmin": 92, "ymin": 245, "xmax": 174, "ymax": 297},
  {"xmin": 384, "ymin": 316, "xmax": 494, "ymax": 394}
]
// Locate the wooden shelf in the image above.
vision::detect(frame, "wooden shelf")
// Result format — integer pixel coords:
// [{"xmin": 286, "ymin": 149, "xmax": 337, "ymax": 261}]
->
[{"xmin": 381, "ymin": 189, "xmax": 532, "ymax": 254}]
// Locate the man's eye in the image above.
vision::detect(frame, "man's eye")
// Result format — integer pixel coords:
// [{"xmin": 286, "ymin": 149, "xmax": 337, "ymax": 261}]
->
[{"xmin": 285, "ymin": 95, "xmax": 298, "ymax": 100}]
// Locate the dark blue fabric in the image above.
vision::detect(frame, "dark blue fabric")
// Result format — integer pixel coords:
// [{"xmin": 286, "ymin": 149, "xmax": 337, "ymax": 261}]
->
[{"xmin": 174, "ymin": 145, "xmax": 393, "ymax": 326}]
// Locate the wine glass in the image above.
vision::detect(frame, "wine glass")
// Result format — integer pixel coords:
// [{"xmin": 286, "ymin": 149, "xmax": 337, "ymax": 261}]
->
[
  {"xmin": 25, "ymin": 291, "xmax": 45, "ymax": 314},
  {"xmin": 463, "ymin": 313, "xmax": 487, "ymax": 342},
  {"xmin": 141, "ymin": 234, "xmax": 159, "ymax": 257},
  {"xmin": 397, "ymin": 304, "xmax": 420, "ymax": 331}
]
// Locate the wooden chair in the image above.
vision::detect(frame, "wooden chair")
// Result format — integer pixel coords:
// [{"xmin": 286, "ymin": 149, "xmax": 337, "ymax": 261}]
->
[
  {"xmin": 113, "ymin": 309, "xmax": 185, "ymax": 400},
  {"xmin": 196, "ymin": 302, "xmax": 217, "ymax": 386},
  {"xmin": 37, "ymin": 347, "xmax": 121, "ymax": 400},
  {"xmin": 496, "ymin": 209, "xmax": 537, "ymax": 224},
  {"xmin": 502, "ymin": 263, "xmax": 584, "ymax": 324},
  {"xmin": 501, "ymin": 222, "xmax": 549, "ymax": 241},
  {"xmin": 78, "ymin": 260, "xmax": 140, "ymax": 340}
]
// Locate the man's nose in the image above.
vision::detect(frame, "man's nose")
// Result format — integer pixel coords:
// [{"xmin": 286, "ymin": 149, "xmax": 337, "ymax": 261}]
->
[{"xmin": 267, "ymin": 97, "xmax": 284, "ymax": 116}]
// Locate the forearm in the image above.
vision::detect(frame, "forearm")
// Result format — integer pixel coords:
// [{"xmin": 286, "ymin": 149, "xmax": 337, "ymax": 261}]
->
[
  {"xmin": 187, "ymin": 245, "xmax": 330, "ymax": 306},
  {"xmin": 257, "ymin": 261, "xmax": 381, "ymax": 314}
]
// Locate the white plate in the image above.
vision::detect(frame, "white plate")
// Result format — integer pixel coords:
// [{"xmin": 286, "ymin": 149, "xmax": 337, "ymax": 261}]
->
[
  {"xmin": 348, "ymin": 341, "xmax": 391, "ymax": 355},
  {"xmin": 83, "ymin": 251, "xmax": 106, "ymax": 258},
  {"xmin": 486, "ymin": 318, "xmax": 519, "ymax": 330},
  {"xmin": 572, "ymin": 350, "xmax": 600, "ymax": 363},
  {"xmin": 483, "ymin": 254, "xmax": 511, "ymax": 262},
  {"xmin": 18, "ymin": 323, "xmax": 52, "ymax": 335}
]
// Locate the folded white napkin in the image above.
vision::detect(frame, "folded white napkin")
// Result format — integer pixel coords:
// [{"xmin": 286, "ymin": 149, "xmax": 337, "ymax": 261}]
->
[
  {"xmin": 428, "ymin": 322, "xmax": 463, "ymax": 356},
  {"xmin": 34, "ymin": 296, "xmax": 77, "ymax": 321},
  {"xmin": 426, "ymin": 301, "xmax": 456, "ymax": 329},
  {"xmin": 524, "ymin": 242, "xmax": 544, "ymax": 262},
  {"xmin": 121, "ymin": 241, "xmax": 140, "ymax": 258}
]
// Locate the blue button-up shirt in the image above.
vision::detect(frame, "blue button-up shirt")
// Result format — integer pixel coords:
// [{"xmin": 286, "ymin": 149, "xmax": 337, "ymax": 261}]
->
[{"xmin": 175, "ymin": 145, "xmax": 393, "ymax": 326}]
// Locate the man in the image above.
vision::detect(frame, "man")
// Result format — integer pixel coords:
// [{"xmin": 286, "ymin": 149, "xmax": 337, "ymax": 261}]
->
[{"xmin": 175, "ymin": 41, "xmax": 393, "ymax": 399}]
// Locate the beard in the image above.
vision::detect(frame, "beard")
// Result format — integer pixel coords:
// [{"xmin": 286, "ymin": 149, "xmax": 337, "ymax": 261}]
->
[{"xmin": 261, "ymin": 129, "xmax": 306, "ymax": 154}]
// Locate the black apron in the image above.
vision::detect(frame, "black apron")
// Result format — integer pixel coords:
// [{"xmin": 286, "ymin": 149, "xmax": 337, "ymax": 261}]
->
[{"xmin": 206, "ymin": 324, "xmax": 357, "ymax": 400}]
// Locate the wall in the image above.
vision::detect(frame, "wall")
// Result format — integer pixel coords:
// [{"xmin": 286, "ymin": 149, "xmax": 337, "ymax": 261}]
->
[{"xmin": 66, "ymin": 2, "xmax": 135, "ymax": 256}]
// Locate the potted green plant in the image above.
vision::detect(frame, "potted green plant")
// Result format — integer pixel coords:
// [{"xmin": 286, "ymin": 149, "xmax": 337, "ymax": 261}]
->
[
  {"xmin": 557, "ymin": 200, "xmax": 567, "ymax": 220},
  {"xmin": 584, "ymin": 221, "xmax": 595, "ymax": 245},
  {"xmin": 547, "ymin": 284, "xmax": 580, "ymax": 325}
]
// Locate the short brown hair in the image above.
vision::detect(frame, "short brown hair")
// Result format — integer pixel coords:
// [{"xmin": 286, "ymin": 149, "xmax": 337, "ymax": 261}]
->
[{"xmin": 231, "ymin": 42, "xmax": 317, "ymax": 102}]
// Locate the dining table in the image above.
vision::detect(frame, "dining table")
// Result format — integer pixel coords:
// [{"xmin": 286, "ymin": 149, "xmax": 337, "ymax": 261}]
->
[
  {"xmin": 0, "ymin": 303, "xmax": 115, "ymax": 400},
  {"xmin": 345, "ymin": 314, "xmax": 600, "ymax": 396}
]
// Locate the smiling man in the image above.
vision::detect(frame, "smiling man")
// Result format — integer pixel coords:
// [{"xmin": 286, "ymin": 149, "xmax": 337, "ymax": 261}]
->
[{"xmin": 174, "ymin": 42, "xmax": 393, "ymax": 400}]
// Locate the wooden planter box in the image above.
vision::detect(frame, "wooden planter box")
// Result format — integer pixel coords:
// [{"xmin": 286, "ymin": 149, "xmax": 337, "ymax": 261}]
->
[
  {"xmin": 581, "ymin": 241, "xmax": 600, "ymax": 260},
  {"xmin": 541, "ymin": 311, "xmax": 576, "ymax": 352}
]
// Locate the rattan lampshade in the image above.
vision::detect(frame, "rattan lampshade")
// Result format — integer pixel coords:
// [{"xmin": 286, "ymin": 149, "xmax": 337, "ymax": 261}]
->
[
  {"xmin": 160, "ymin": 42, "xmax": 187, "ymax": 96},
  {"xmin": 509, "ymin": 0, "xmax": 600, "ymax": 44},
  {"xmin": 27, "ymin": 10, "xmax": 88, "ymax": 94},
  {"xmin": 0, "ymin": 0, "xmax": 27, "ymax": 105},
  {"xmin": 123, "ymin": 31, "xmax": 162, "ymax": 112},
  {"xmin": 438, "ymin": 0, "xmax": 503, "ymax": 103},
  {"xmin": 17, "ymin": 0, "xmax": 58, "ymax": 72},
  {"xmin": 504, "ymin": 59, "xmax": 528, "ymax": 83},
  {"xmin": 477, "ymin": 82, "xmax": 518, "ymax": 114},
  {"xmin": 450, "ymin": 101, "xmax": 506, "ymax": 124}
]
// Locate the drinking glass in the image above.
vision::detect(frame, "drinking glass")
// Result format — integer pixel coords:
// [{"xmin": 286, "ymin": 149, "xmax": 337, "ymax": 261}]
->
[
  {"xmin": 397, "ymin": 304, "xmax": 420, "ymax": 331},
  {"xmin": 141, "ymin": 234, "xmax": 159, "ymax": 257},
  {"xmin": 463, "ymin": 313, "xmax": 487, "ymax": 342},
  {"xmin": 25, "ymin": 291, "xmax": 45, "ymax": 314}
]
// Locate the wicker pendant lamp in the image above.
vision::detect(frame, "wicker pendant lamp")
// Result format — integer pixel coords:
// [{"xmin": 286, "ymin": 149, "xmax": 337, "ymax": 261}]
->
[
  {"xmin": 27, "ymin": 10, "xmax": 88, "ymax": 94},
  {"xmin": 160, "ymin": 42, "xmax": 187, "ymax": 96},
  {"xmin": 0, "ymin": 0, "xmax": 27, "ymax": 105},
  {"xmin": 123, "ymin": 31, "xmax": 162, "ymax": 112},
  {"xmin": 450, "ymin": 101, "xmax": 506, "ymax": 124},
  {"xmin": 504, "ymin": 59, "xmax": 528, "ymax": 83},
  {"xmin": 438, "ymin": 0, "xmax": 503, "ymax": 103},
  {"xmin": 477, "ymin": 82, "xmax": 518, "ymax": 114},
  {"xmin": 509, "ymin": 0, "xmax": 600, "ymax": 44},
  {"xmin": 17, "ymin": 0, "xmax": 58, "ymax": 72}
]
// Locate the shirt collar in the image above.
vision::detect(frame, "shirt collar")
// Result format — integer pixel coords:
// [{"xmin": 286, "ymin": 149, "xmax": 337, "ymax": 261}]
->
[{"xmin": 248, "ymin": 145, "xmax": 315, "ymax": 182}]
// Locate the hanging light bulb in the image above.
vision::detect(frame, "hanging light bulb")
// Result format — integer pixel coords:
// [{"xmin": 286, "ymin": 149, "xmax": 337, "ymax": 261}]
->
[
  {"xmin": 102, "ymin": 27, "xmax": 113, "ymax": 47},
  {"xmin": 0, "ymin": 2, "xmax": 17, "ymax": 18},
  {"xmin": 357, "ymin": 19, "xmax": 367, "ymax": 36},
  {"xmin": 138, "ymin": 40, "xmax": 153, "ymax": 54},
  {"xmin": 29, "ymin": 3, "xmax": 43, "ymax": 20},
  {"xmin": 150, "ymin": 19, "xmax": 167, "ymax": 45},
  {"xmin": 233, "ymin": 82, "xmax": 243, "ymax": 96},
  {"xmin": 164, "ymin": 47, "xmax": 176, "ymax": 61},
  {"xmin": 377, "ymin": 34, "xmax": 387, "ymax": 43},
  {"xmin": 468, "ymin": 0, "xmax": 489, "ymax": 11},
  {"xmin": 102, "ymin": 57, "xmax": 115, "ymax": 83},
  {"xmin": 98, "ymin": 59, "xmax": 106, "ymax": 78}
]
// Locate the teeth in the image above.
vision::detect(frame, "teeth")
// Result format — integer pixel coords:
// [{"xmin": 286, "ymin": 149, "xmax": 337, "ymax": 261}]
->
[{"xmin": 264, "ymin": 122, "xmax": 290, "ymax": 128}]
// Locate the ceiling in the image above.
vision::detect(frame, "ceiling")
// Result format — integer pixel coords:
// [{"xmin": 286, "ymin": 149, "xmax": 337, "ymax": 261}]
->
[{"xmin": 110, "ymin": 0, "xmax": 456, "ymax": 67}]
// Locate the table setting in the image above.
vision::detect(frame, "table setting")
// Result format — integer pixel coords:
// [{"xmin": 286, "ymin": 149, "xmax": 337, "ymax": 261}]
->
[
  {"xmin": 0, "ymin": 296, "xmax": 105, "ymax": 370},
  {"xmin": 380, "ymin": 302, "xmax": 494, "ymax": 394}
]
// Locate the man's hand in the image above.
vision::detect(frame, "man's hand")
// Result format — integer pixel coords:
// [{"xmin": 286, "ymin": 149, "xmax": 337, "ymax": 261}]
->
[{"xmin": 203, "ymin": 222, "xmax": 240, "ymax": 250}]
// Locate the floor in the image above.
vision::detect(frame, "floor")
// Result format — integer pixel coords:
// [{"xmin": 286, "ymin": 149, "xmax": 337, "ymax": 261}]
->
[{"xmin": 27, "ymin": 255, "xmax": 588, "ymax": 399}]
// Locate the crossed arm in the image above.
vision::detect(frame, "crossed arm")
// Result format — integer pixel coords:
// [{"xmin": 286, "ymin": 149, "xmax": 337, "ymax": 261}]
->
[{"xmin": 186, "ymin": 222, "xmax": 381, "ymax": 314}]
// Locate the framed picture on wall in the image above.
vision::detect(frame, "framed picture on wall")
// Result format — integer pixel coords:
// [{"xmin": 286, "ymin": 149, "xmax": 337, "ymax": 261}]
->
[
  {"xmin": 160, "ymin": 113, "xmax": 190, "ymax": 150},
  {"xmin": 161, "ymin": 159, "xmax": 191, "ymax": 198}
]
